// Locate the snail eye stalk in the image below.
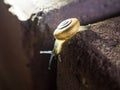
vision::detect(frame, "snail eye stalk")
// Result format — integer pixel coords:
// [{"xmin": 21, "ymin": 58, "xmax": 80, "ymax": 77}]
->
[
  {"xmin": 40, "ymin": 51, "xmax": 52, "ymax": 54},
  {"xmin": 40, "ymin": 50, "xmax": 61, "ymax": 70},
  {"xmin": 48, "ymin": 54, "xmax": 55, "ymax": 70}
]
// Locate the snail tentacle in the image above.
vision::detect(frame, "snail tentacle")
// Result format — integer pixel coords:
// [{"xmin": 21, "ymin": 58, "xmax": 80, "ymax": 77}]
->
[
  {"xmin": 48, "ymin": 54, "xmax": 55, "ymax": 70},
  {"xmin": 40, "ymin": 50, "xmax": 52, "ymax": 54},
  {"xmin": 40, "ymin": 50, "xmax": 55, "ymax": 70}
]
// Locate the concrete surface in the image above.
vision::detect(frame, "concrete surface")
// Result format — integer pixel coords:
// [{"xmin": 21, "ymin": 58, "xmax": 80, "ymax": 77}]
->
[{"xmin": 4, "ymin": 0, "xmax": 74, "ymax": 20}]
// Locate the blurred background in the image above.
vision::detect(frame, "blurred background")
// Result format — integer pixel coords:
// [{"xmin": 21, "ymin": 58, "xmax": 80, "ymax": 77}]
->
[{"xmin": 0, "ymin": 0, "xmax": 120, "ymax": 90}]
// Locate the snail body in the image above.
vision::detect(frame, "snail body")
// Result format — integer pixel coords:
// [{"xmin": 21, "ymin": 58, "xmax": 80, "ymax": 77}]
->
[
  {"xmin": 40, "ymin": 18, "xmax": 91, "ymax": 70},
  {"xmin": 53, "ymin": 39, "xmax": 65, "ymax": 55},
  {"xmin": 53, "ymin": 18, "xmax": 90, "ymax": 55}
]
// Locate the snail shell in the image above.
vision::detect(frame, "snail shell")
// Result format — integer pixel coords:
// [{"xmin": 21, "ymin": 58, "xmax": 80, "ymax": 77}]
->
[
  {"xmin": 54, "ymin": 18, "xmax": 80, "ymax": 40},
  {"xmin": 53, "ymin": 18, "xmax": 90, "ymax": 55},
  {"xmin": 53, "ymin": 18, "xmax": 81, "ymax": 55}
]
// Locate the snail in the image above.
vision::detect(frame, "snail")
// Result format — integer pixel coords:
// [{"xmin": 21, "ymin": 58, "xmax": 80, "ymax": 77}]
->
[{"xmin": 40, "ymin": 18, "xmax": 91, "ymax": 70}]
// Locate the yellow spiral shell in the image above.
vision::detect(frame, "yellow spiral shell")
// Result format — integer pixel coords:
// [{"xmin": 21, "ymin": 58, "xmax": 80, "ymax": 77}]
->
[
  {"xmin": 53, "ymin": 18, "xmax": 80, "ymax": 40},
  {"xmin": 53, "ymin": 18, "xmax": 90, "ymax": 55}
]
